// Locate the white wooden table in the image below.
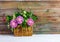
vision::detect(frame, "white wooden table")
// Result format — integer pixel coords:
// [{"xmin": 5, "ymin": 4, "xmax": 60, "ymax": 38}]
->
[{"xmin": 0, "ymin": 34, "xmax": 60, "ymax": 42}]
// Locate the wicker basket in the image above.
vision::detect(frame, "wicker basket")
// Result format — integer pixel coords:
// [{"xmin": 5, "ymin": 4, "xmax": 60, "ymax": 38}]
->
[{"xmin": 14, "ymin": 26, "xmax": 33, "ymax": 36}]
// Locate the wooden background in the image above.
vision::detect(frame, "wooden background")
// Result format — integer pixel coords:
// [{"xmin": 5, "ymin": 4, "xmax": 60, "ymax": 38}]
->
[
  {"xmin": 0, "ymin": 0, "xmax": 60, "ymax": 1},
  {"xmin": 0, "ymin": 1, "xmax": 60, "ymax": 34}
]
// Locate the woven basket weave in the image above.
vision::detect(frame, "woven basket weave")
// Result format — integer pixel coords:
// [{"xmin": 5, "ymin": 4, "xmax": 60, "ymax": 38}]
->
[{"xmin": 14, "ymin": 26, "xmax": 33, "ymax": 36}]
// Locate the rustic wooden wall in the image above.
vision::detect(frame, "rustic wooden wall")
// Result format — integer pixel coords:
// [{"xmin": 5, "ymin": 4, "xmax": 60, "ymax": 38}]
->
[
  {"xmin": 0, "ymin": 1, "xmax": 60, "ymax": 34},
  {"xmin": 0, "ymin": 0, "xmax": 60, "ymax": 1}
]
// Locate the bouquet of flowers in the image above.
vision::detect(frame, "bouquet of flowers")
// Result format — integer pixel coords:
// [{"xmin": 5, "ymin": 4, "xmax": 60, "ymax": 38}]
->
[{"xmin": 6, "ymin": 9, "xmax": 37, "ymax": 36}]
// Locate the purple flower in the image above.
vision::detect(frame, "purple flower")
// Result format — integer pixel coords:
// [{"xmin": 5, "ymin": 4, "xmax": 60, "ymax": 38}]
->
[
  {"xmin": 27, "ymin": 18, "xmax": 34, "ymax": 26},
  {"xmin": 10, "ymin": 19, "xmax": 17, "ymax": 28},
  {"xmin": 16, "ymin": 16, "xmax": 24, "ymax": 24}
]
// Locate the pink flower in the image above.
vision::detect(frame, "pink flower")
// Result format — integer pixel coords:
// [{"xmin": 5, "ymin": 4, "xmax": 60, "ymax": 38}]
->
[
  {"xmin": 27, "ymin": 18, "xmax": 34, "ymax": 26},
  {"xmin": 10, "ymin": 19, "xmax": 17, "ymax": 28},
  {"xmin": 16, "ymin": 16, "xmax": 24, "ymax": 24}
]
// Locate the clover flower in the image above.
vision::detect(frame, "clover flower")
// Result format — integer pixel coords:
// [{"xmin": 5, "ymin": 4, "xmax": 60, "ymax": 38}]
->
[
  {"xmin": 10, "ymin": 19, "xmax": 17, "ymax": 28},
  {"xmin": 16, "ymin": 16, "xmax": 24, "ymax": 24},
  {"xmin": 27, "ymin": 18, "xmax": 34, "ymax": 26}
]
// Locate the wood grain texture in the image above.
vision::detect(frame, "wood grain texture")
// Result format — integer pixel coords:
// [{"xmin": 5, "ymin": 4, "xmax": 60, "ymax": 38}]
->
[
  {"xmin": 0, "ymin": 0, "xmax": 60, "ymax": 1},
  {"xmin": 0, "ymin": 1, "xmax": 60, "ymax": 34}
]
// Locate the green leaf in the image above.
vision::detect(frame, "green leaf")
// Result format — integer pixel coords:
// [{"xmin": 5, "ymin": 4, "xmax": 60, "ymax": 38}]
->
[
  {"xmin": 15, "ymin": 12, "xmax": 21, "ymax": 17},
  {"xmin": 31, "ymin": 15, "xmax": 38, "ymax": 21},
  {"xmin": 26, "ymin": 12, "xmax": 31, "ymax": 18},
  {"xmin": 11, "ymin": 28, "xmax": 14, "ymax": 32},
  {"xmin": 6, "ymin": 15, "xmax": 13, "ymax": 22},
  {"xmin": 22, "ymin": 19, "xmax": 27, "ymax": 28},
  {"xmin": 23, "ymin": 10, "xmax": 27, "ymax": 14}
]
